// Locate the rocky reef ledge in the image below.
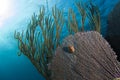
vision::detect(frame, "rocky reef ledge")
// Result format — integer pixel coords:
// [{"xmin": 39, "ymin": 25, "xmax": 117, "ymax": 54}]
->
[{"xmin": 50, "ymin": 31, "xmax": 120, "ymax": 80}]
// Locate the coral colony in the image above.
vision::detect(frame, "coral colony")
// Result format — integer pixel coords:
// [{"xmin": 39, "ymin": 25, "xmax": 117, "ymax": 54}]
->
[{"xmin": 14, "ymin": 1, "xmax": 100, "ymax": 80}]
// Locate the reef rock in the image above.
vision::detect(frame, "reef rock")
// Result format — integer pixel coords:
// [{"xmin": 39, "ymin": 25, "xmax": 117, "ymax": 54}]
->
[
  {"xmin": 106, "ymin": 1, "xmax": 120, "ymax": 60},
  {"xmin": 50, "ymin": 31, "xmax": 120, "ymax": 80}
]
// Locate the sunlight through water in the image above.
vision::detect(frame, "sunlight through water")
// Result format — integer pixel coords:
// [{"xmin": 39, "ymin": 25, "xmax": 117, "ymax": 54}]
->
[{"xmin": 0, "ymin": 0, "xmax": 14, "ymax": 27}]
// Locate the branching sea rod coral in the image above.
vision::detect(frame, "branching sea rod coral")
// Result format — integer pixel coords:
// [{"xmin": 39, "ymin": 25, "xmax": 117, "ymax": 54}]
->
[
  {"xmin": 14, "ymin": 1, "xmax": 101, "ymax": 80},
  {"xmin": 86, "ymin": 2, "xmax": 101, "ymax": 33},
  {"xmin": 76, "ymin": 2, "xmax": 87, "ymax": 31},
  {"xmin": 67, "ymin": 1, "xmax": 101, "ymax": 34},
  {"xmin": 68, "ymin": 8, "xmax": 79, "ymax": 34},
  {"xmin": 14, "ymin": 6, "xmax": 64, "ymax": 80}
]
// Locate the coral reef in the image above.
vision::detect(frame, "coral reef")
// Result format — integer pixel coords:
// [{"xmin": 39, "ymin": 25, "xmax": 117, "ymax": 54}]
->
[
  {"xmin": 14, "ymin": 6, "xmax": 64, "ymax": 80},
  {"xmin": 50, "ymin": 31, "xmax": 120, "ymax": 80},
  {"xmin": 14, "ymin": 1, "xmax": 101, "ymax": 80}
]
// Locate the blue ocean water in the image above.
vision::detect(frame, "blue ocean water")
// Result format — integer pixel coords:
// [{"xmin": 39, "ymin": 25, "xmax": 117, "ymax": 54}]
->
[{"xmin": 0, "ymin": 0, "xmax": 119, "ymax": 80}]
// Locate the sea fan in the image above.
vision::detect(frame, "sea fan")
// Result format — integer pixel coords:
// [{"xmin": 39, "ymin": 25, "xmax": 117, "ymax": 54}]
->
[{"xmin": 50, "ymin": 31, "xmax": 120, "ymax": 80}]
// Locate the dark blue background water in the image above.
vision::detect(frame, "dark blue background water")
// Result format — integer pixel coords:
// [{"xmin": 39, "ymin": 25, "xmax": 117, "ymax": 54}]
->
[{"xmin": 0, "ymin": 0, "xmax": 119, "ymax": 80}]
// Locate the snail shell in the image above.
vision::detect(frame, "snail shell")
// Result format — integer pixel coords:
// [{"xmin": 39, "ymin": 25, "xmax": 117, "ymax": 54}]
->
[{"xmin": 68, "ymin": 46, "xmax": 75, "ymax": 53}]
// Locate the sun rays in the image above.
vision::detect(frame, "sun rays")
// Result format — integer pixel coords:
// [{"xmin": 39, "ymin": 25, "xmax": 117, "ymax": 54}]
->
[{"xmin": 0, "ymin": 0, "xmax": 14, "ymax": 27}]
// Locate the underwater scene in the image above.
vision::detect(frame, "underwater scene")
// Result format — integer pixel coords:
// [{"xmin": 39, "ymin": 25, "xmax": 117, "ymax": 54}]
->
[{"xmin": 0, "ymin": 0, "xmax": 120, "ymax": 80}]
